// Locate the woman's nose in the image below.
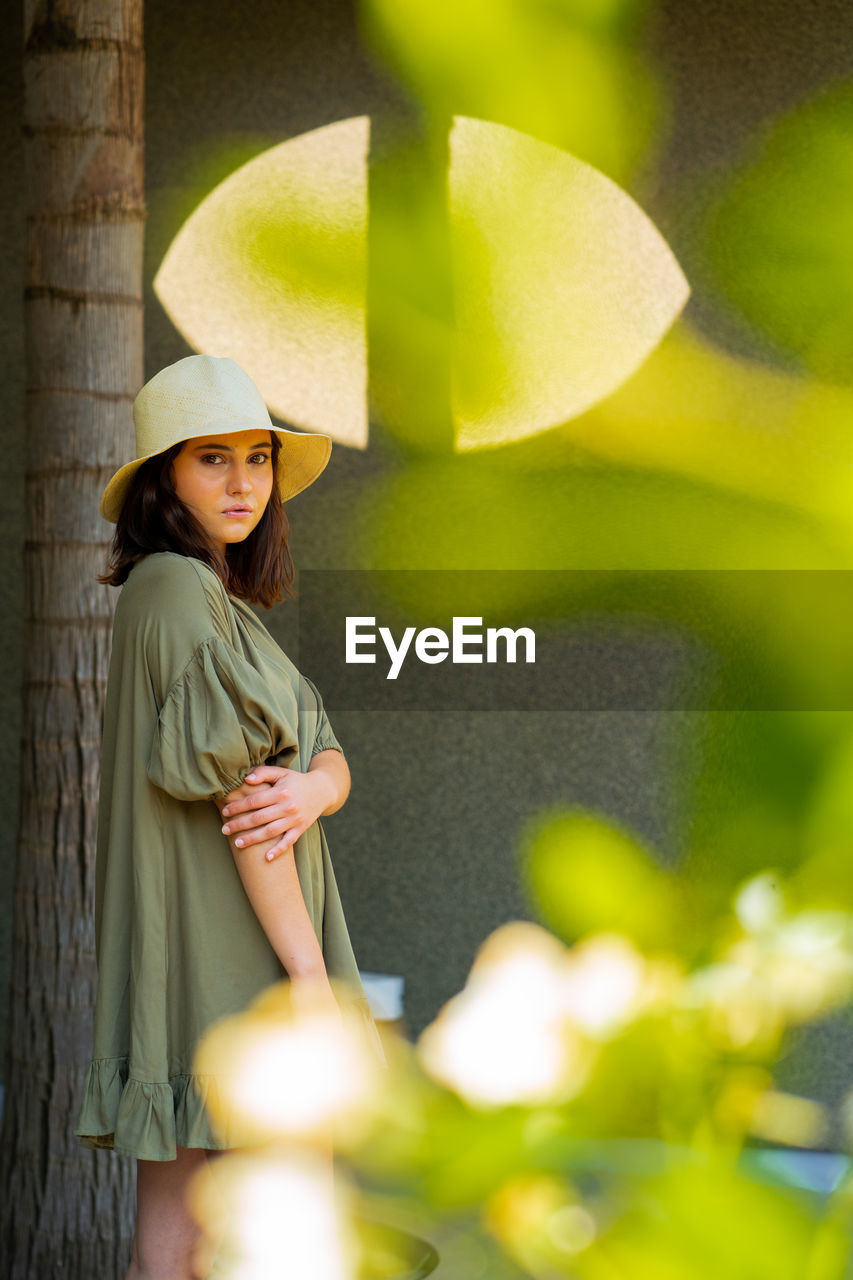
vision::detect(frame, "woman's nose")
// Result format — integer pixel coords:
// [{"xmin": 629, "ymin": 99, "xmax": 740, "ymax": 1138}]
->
[{"xmin": 228, "ymin": 463, "xmax": 252, "ymax": 493}]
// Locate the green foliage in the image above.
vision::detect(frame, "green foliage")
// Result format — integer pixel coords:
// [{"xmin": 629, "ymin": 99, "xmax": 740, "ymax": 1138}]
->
[
  {"xmin": 704, "ymin": 80, "xmax": 853, "ymax": 383},
  {"xmin": 567, "ymin": 1160, "xmax": 835, "ymax": 1280},
  {"xmin": 358, "ymin": 0, "xmax": 658, "ymax": 183},
  {"xmin": 521, "ymin": 809, "xmax": 683, "ymax": 948}
]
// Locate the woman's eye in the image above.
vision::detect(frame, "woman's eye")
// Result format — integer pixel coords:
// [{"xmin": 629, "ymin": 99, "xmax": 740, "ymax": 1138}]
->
[
  {"xmin": 201, "ymin": 453, "xmax": 224, "ymax": 465},
  {"xmin": 250, "ymin": 453, "xmax": 272, "ymax": 465}
]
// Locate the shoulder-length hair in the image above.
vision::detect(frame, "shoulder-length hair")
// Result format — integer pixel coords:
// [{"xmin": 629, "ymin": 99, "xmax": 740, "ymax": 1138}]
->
[{"xmin": 99, "ymin": 434, "xmax": 294, "ymax": 608}]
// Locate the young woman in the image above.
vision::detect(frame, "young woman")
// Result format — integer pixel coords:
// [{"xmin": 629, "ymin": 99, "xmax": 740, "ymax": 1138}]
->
[{"xmin": 75, "ymin": 354, "xmax": 380, "ymax": 1280}]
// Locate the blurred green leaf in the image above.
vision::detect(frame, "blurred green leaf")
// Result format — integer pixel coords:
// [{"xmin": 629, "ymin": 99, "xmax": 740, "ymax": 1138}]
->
[
  {"xmin": 358, "ymin": 0, "xmax": 659, "ymax": 184},
  {"xmin": 521, "ymin": 809, "xmax": 684, "ymax": 948},
  {"xmin": 367, "ymin": 126, "xmax": 456, "ymax": 452},
  {"xmin": 358, "ymin": 1073, "xmax": 547, "ymax": 1209},
  {"xmin": 571, "ymin": 1158, "xmax": 832, "ymax": 1280},
  {"xmin": 704, "ymin": 79, "xmax": 853, "ymax": 383},
  {"xmin": 682, "ymin": 713, "xmax": 838, "ymax": 897},
  {"xmin": 551, "ymin": 328, "xmax": 853, "ymax": 539},
  {"xmin": 796, "ymin": 720, "xmax": 853, "ymax": 906}
]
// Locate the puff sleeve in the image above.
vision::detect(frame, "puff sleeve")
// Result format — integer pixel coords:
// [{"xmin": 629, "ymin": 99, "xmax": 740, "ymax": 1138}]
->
[
  {"xmin": 301, "ymin": 674, "xmax": 345, "ymax": 759},
  {"xmin": 147, "ymin": 635, "xmax": 299, "ymax": 801}
]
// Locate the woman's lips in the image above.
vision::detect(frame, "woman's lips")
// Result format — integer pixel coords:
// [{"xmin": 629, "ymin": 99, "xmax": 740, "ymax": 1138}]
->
[{"xmin": 223, "ymin": 507, "xmax": 253, "ymax": 517}]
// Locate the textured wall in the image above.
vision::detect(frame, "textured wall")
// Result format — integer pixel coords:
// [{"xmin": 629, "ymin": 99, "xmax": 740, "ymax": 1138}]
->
[{"xmin": 1, "ymin": 0, "xmax": 853, "ymax": 1081}]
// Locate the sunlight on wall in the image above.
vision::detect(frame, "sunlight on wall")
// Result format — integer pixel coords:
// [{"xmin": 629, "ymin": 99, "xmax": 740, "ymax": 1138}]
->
[{"xmin": 154, "ymin": 114, "xmax": 687, "ymax": 452}]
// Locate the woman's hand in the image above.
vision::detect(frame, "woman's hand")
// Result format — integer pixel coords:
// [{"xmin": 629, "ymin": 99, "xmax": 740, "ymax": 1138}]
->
[
  {"xmin": 220, "ymin": 752, "xmax": 350, "ymax": 862},
  {"xmin": 289, "ymin": 972, "xmax": 342, "ymax": 1024}
]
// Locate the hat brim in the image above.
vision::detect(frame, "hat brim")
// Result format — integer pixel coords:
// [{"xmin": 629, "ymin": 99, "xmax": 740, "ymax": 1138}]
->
[{"xmin": 99, "ymin": 425, "xmax": 332, "ymax": 523}]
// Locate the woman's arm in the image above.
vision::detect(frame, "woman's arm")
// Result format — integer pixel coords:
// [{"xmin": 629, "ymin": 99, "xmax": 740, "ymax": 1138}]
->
[
  {"xmin": 219, "ymin": 751, "xmax": 351, "ymax": 862},
  {"xmin": 214, "ymin": 788, "xmax": 327, "ymax": 981},
  {"xmin": 308, "ymin": 748, "xmax": 351, "ymax": 814}
]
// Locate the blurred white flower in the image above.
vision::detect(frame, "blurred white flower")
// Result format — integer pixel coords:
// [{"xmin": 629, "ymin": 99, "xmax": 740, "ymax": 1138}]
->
[
  {"xmin": 560, "ymin": 932, "xmax": 677, "ymax": 1038},
  {"xmin": 678, "ymin": 961, "xmax": 780, "ymax": 1049},
  {"xmin": 190, "ymin": 1149, "xmax": 353, "ymax": 1280},
  {"xmin": 194, "ymin": 980, "xmax": 383, "ymax": 1144},
  {"xmin": 418, "ymin": 922, "xmax": 593, "ymax": 1107},
  {"xmin": 680, "ymin": 890, "xmax": 853, "ymax": 1048},
  {"xmin": 729, "ymin": 909, "xmax": 853, "ymax": 1022},
  {"xmin": 417, "ymin": 923, "xmax": 686, "ymax": 1105},
  {"xmin": 229, "ymin": 1011, "xmax": 373, "ymax": 1134},
  {"xmin": 734, "ymin": 871, "xmax": 787, "ymax": 933}
]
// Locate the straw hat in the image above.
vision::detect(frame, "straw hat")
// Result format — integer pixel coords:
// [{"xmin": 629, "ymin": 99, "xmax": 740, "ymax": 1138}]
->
[{"xmin": 100, "ymin": 354, "xmax": 333, "ymax": 522}]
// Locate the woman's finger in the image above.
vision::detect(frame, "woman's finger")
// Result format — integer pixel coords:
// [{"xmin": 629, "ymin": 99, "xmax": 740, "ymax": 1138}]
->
[
  {"xmin": 222, "ymin": 806, "xmax": 276, "ymax": 832},
  {"xmin": 222, "ymin": 802, "xmax": 292, "ymax": 834},
  {"xmin": 264, "ymin": 826, "xmax": 304, "ymax": 862},
  {"xmin": 221, "ymin": 787, "xmax": 282, "ymax": 818},
  {"xmin": 232, "ymin": 818, "xmax": 289, "ymax": 848},
  {"xmin": 244, "ymin": 766, "xmax": 289, "ymax": 785}
]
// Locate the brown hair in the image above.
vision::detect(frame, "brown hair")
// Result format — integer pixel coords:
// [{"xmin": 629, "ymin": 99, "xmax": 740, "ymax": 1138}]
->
[{"xmin": 99, "ymin": 434, "xmax": 294, "ymax": 608}]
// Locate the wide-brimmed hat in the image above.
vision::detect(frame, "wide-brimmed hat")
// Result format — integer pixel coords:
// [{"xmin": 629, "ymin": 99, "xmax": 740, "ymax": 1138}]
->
[{"xmin": 100, "ymin": 354, "xmax": 333, "ymax": 522}]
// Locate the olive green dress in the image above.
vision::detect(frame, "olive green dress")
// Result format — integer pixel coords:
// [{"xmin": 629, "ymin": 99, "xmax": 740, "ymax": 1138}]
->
[{"xmin": 75, "ymin": 552, "xmax": 380, "ymax": 1161}]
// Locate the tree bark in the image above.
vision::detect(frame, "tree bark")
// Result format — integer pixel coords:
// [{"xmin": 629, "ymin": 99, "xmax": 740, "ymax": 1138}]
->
[{"xmin": 0, "ymin": 1, "xmax": 144, "ymax": 1275}]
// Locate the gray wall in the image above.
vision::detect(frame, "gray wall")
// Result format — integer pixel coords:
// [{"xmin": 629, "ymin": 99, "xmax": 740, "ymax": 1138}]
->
[{"xmin": 2, "ymin": 0, "xmax": 853, "ymax": 1065}]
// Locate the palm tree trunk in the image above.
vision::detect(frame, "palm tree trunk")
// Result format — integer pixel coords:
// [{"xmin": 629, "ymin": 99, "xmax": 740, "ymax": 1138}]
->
[{"xmin": 0, "ymin": 0, "xmax": 144, "ymax": 1274}]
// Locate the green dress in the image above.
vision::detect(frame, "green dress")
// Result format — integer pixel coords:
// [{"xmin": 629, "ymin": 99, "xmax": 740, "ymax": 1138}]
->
[{"xmin": 75, "ymin": 551, "xmax": 380, "ymax": 1161}]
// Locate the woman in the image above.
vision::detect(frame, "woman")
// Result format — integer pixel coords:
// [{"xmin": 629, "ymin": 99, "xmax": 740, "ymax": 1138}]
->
[{"xmin": 75, "ymin": 353, "xmax": 380, "ymax": 1279}]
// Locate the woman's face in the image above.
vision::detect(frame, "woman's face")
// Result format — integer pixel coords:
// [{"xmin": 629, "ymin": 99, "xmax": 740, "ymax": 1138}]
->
[{"xmin": 170, "ymin": 429, "xmax": 275, "ymax": 554}]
